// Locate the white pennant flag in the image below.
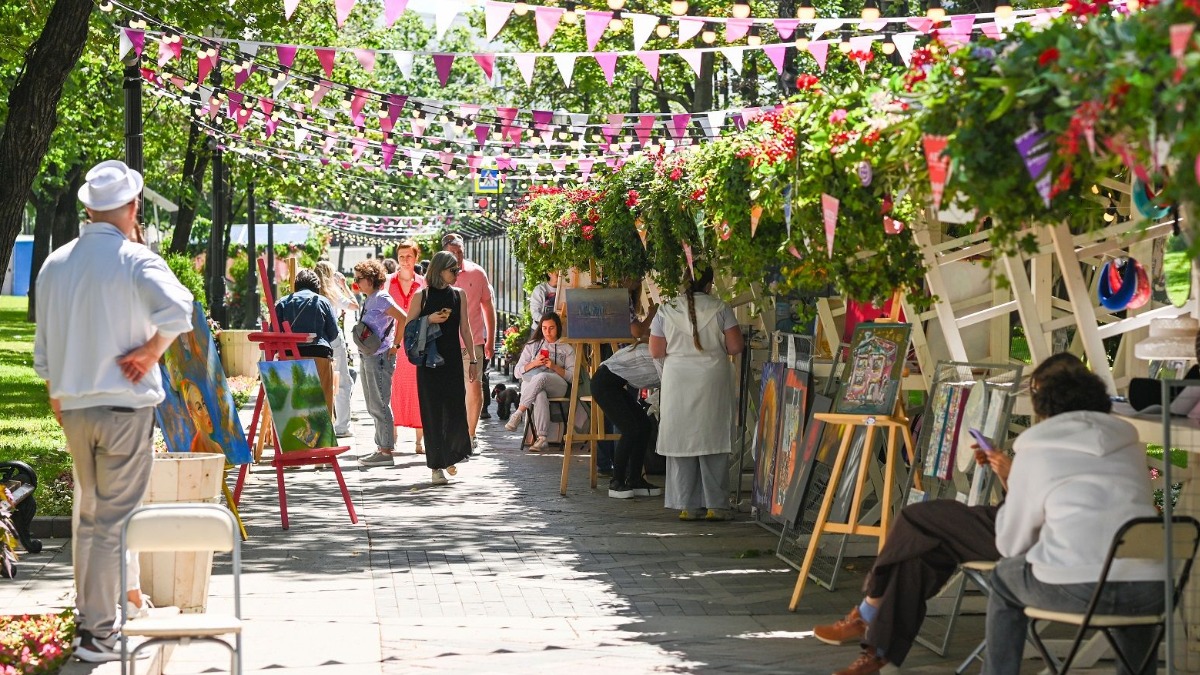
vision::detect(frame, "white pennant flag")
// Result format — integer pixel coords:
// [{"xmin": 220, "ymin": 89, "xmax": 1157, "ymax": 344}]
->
[
  {"xmin": 679, "ymin": 49, "xmax": 703, "ymax": 77},
  {"xmin": 553, "ymin": 53, "xmax": 576, "ymax": 86},
  {"xmin": 393, "ymin": 51, "xmax": 414, "ymax": 79},
  {"xmin": 293, "ymin": 127, "xmax": 309, "ymax": 150},
  {"xmin": 719, "ymin": 47, "xmax": 744, "ymax": 76},
  {"xmin": 631, "ymin": 13, "xmax": 658, "ymax": 51},
  {"xmin": 893, "ymin": 33, "xmax": 918, "ymax": 66},
  {"xmin": 237, "ymin": 41, "xmax": 259, "ymax": 59},
  {"xmin": 410, "ymin": 149, "xmax": 428, "ymax": 173},
  {"xmin": 118, "ymin": 29, "xmax": 134, "ymax": 61},
  {"xmin": 434, "ymin": 3, "xmax": 460, "ymax": 41},
  {"xmin": 706, "ymin": 110, "xmax": 726, "ymax": 138},
  {"xmin": 512, "ymin": 53, "xmax": 537, "ymax": 86},
  {"xmin": 811, "ymin": 19, "xmax": 843, "ymax": 41},
  {"xmin": 272, "ymin": 73, "xmax": 290, "ymax": 97}
]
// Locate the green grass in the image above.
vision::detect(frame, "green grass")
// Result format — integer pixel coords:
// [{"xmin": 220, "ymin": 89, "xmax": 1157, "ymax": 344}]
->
[{"xmin": 0, "ymin": 296, "xmax": 72, "ymax": 516}]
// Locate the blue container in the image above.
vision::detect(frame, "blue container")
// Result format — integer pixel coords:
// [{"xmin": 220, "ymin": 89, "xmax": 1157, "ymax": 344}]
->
[{"xmin": 10, "ymin": 238, "xmax": 33, "ymax": 296}]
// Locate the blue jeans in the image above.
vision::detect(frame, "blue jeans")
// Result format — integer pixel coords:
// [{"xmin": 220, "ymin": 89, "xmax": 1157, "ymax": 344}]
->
[
  {"xmin": 984, "ymin": 555, "xmax": 1164, "ymax": 675},
  {"xmin": 359, "ymin": 350, "xmax": 396, "ymax": 450}
]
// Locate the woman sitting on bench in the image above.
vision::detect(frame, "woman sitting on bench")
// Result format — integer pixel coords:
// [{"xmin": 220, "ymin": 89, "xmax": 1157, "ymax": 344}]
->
[{"xmin": 506, "ymin": 312, "xmax": 575, "ymax": 451}]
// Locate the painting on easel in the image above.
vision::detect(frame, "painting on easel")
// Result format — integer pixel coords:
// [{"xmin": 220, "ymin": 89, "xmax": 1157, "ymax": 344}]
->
[
  {"xmin": 835, "ymin": 322, "xmax": 912, "ymax": 416},
  {"xmin": 156, "ymin": 301, "xmax": 253, "ymax": 465},
  {"xmin": 752, "ymin": 362, "xmax": 786, "ymax": 519},
  {"xmin": 258, "ymin": 360, "xmax": 336, "ymax": 452},
  {"xmin": 771, "ymin": 368, "xmax": 811, "ymax": 520}
]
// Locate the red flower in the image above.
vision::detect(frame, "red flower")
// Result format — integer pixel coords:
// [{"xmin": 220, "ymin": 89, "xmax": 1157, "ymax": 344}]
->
[
  {"xmin": 625, "ymin": 189, "xmax": 640, "ymax": 207},
  {"xmin": 670, "ymin": 168, "xmax": 683, "ymax": 181},
  {"xmin": 690, "ymin": 188, "xmax": 706, "ymax": 202},
  {"xmin": 829, "ymin": 109, "xmax": 849, "ymax": 125},
  {"xmin": 795, "ymin": 73, "xmax": 820, "ymax": 91},
  {"xmin": 861, "ymin": 129, "xmax": 881, "ymax": 146},
  {"xmin": 581, "ymin": 225, "xmax": 595, "ymax": 240},
  {"xmin": 1038, "ymin": 47, "xmax": 1060, "ymax": 67}
]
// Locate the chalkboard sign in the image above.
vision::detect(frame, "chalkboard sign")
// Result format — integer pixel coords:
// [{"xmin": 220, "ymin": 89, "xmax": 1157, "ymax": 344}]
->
[{"xmin": 562, "ymin": 288, "xmax": 630, "ymax": 339}]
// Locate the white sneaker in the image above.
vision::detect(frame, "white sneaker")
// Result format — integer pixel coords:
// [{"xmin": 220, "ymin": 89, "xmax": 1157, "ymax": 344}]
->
[
  {"xmin": 530, "ymin": 436, "xmax": 548, "ymax": 451},
  {"xmin": 74, "ymin": 632, "xmax": 121, "ymax": 663},
  {"xmin": 504, "ymin": 410, "xmax": 525, "ymax": 431},
  {"xmin": 125, "ymin": 594, "xmax": 154, "ymax": 621},
  {"xmin": 431, "ymin": 469, "xmax": 449, "ymax": 485}
]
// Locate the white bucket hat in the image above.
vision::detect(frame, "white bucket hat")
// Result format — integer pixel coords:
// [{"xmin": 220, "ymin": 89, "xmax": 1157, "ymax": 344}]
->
[{"xmin": 77, "ymin": 160, "xmax": 143, "ymax": 211}]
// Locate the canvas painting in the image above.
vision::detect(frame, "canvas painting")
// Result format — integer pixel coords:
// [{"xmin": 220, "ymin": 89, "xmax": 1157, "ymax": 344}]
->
[
  {"xmin": 835, "ymin": 322, "xmax": 912, "ymax": 415},
  {"xmin": 156, "ymin": 301, "xmax": 253, "ymax": 465},
  {"xmin": 561, "ymin": 288, "xmax": 632, "ymax": 339},
  {"xmin": 258, "ymin": 360, "xmax": 336, "ymax": 452},
  {"xmin": 780, "ymin": 394, "xmax": 832, "ymax": 527},
  {"xmin": 752, "ymin": 362, "xmax": 786, "ymax": 518},
  {"xmin": 770, "ymin": 368, "xmax": 811, "ymax": 520}
]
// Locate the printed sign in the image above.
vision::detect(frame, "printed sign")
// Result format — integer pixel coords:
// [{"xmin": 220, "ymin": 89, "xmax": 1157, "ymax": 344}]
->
[
  {"xmin": 475, "ymin": 168, "xmax": 501, "ymax": 194},
  {"xmin": 561, "ymin": 287, "xmax": 631, "ymax": 340}
]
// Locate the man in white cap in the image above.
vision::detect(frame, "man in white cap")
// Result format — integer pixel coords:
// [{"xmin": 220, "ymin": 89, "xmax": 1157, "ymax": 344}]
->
[
  {"xmin": 34, "ymin": 159, "xmax": 194, "ymax": 662},
  {"xmin": 441, "ymin": 233, "xmax": 495, "ymax": 450}
]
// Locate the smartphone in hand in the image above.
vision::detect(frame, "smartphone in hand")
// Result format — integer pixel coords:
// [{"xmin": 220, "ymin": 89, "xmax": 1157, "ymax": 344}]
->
[{"xmin": 968, "ymin": 428, "xmax": 994, "ymax": 452}]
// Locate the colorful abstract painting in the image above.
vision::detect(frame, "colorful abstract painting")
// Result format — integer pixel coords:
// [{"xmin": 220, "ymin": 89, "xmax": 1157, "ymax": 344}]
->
[
  {"xmin": 771, "ymin": 368, "xmax": 811, "ymax": 520},
  {"xmin": 258, "ymin": 360, "xmax": 336, "ymax": 452},
  {"xmin": 752, "ymin": 362, "xmax": 786, "ymax": 519},
  {"xmin": 836, "ymin": 322, "xmax": 912, "ymax": 416},
  {"xmin": 156, "ymin": 301, "xmax": 253, "ymax": 465}
]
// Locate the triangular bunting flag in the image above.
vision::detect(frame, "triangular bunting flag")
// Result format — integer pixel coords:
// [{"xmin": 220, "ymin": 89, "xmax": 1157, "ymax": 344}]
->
[
  {"xmin": 434, "ymin": 4, "xmax": 459, "ymax": 40},
  {"xmin": 272, "ymin": 73, "xmax": 289, "ymax": 96},
  {"xmin": 594, "ymin": 53, "xmax": 618, "ymax": 85},
  {"xmin": 126, "ymin": 29, "xmax": 145, "ymax": 57},
  {"xmin": 807, "ymin": 40, "xmax": 830, "ymax": 72},
  {"xmin": 859, "ymin": 19, "xmax": 888, "ymax": 30},
  {"xmin": 822, "ymin": 193, "xmax": 839, "ymax": 257},
  {"xmin": 812, "ymin": 19, "xmax": 842, "ymax": 41},
  {"xmin": 315, "ymin": 48, "xmax": 336, "ymax": 77},
  {"xmin": 474, "ymin": 124, "xmax": 489, "ymax": 145},
  {"xmin": 763, "ymin": 45, "xmax": 787, "ymax": 74},
  {"xmin": 383, "ymin": 0, "xmax": 407, "ymax": 27},
  {"xmin": 197, "ymin": 51, "xmax": 218, "ymax": 84},
  {"xmin": 774, "ymin": 19, "xmax": 799, "ymax": 39},
  {"xmin": 353, "ymin": 49, "xmax": 376, "ymax": 72},
  {"xmin": 234, "ymin": 64, "xmax": 256, "ymax": 89},
  {"xmin": 631, "ymin": 13, "xmax": 657, "ymax": 51},
  {"xmin": 604, "ymin": 113, "xmax": 624, "ymax": 143},
  {"xmin": 382, "ymin": 142, "xmax": 397, "ymax": 169},
  {"xmin": 350, "ymin": 89, "xmax": 369, "ymax": 126},
  {"xmin": 293, "ymin": 127, "xmax": 309, "ymax": 149},
  {"xmin": 393, "ymin": 51, "xmax": 414, "ymax": 78},
  {"xmin": 118, "ymin": 29, "xmax": 134, "ymax": 61},
  {"xmin": 485, "ymin": 1, "xmax": 514, "ymax": 41},
  {"xmin": 678, "ymin": 17, "xmax": 704, "ymax": 44},
  {"xmin": 637, "ymin": 51, "xmax": 659, "ymax": 80},
  {"xmin": 284, "ymin": 0, "xmax": 301, "ymax": 20},
  {"xmin": 553, "ymin": 53, "xmax": 575, "ymax": 86},
  {"xmin": 473, "ymin": 54, "xmax": 495, "ymax": 79},
  {"xmin": 534, "ymin": 6, "xmax": 565, "ymax": 46},
  {"xmin": 671, "ymin": 113, "xmax": 691, "ymax": 140},
  {"xmin": 907, "ymin": 17, "xmax": 935, "ymax": 33},
  {"xmin": 584, "ymin": 11, "xmax": 612, "ymax": 50},
  {"xmin": 410, "ymin": 149, "xmax": 427, "ymax": 173},
  {"xmin": 980, "ymin": 22, "xmax": 1001, "ymax": 40},
  {"xmin": 893, "ymin": 33, "xmax": 917, "ymax": 66},
  {"xmin": 513, "ymin": 53, "xmax": 537, "ymax": 86},
  {"xmin": 432, "ymin": 53, "xmax": 454, "ymax": 87},
  {"xmin": 720, "ymin": 47, "xmax": 744, "ymax": 75},
  {"xmin": 157, "ymin": 38, "xmax": 182, "ymax": 67},
  {"xmin": 334, "ymin": 0, "xmax": 356, "ymax": 27},
  {"xmin": 635, "ymin": 114, "xmax": 655, "ymax": 146},
  {"xmin": 725, "ymin": 18, "xmax": 751, "ymax": 43},
  {"xmin": 679, "ymin": 49, "xmax": 703, "ymax": 77},
  {"xmin": 276, "ymin": 45, "xmax": 298, "ymax": 69}
]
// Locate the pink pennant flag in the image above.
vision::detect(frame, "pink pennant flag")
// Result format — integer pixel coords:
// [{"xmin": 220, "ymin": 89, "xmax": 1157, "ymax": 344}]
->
[
  {"xmin": 412, "ymin": 119, "xmax": 428, "ymax": 137},
  {"xmin": 197, "ymin": 52, "xmax": 217, "ymax": 84},
  {"xmin": 980, "ymin": 23, "xmax": 1001, "ymax": 39},
  {"xmin": 496, "ymin": 107, "xmax": 518, "ymax": 134},
  {"xmin": 604, "ymin": 113, "xmax": 624, "ymax": 143},
  {"xmin": 532, "ymin": 110, "xmax": 554, "ymax": 130},
  {"xmin": 585, "ymin": 11, "xmax": 612, "ymax": 50},
  {"xmin": 315, "ymin": 48, "xmax": 337, "ymax": 77},
  {"xmin": 774, "ymin": 19, "xmax": 800, "ymax": 39},
  {"xmin": 671, "ymin": 113, "xmax": 691, "ymax": 140},
  {"xmin": 637, "ymin": 51, "xmax": 660, "ymax": 81},
  {"xmin": 577, "ymin": 158, "xmax": 594, "ymax": 180},
  {"xmin": 323, "ymin": 134, "xmax": 338, "ymax": 156},
  {"xmin": 679, "ymin": 49, "xmax": 703, "ymax": 76},
  {"xmin": 807, "ymin": 40, "xmax": 830, "ymax": 72},
  {"xmin": 226, "ymin": 92, "xmax": 243, "ymax": 118},
  {"xmin": 351, "ymin": 137, "xmax": 368, "ymax": 160},
  {"xmin": 432, "ymin": 53, "xmax": 455, "ymax": 87},
  {"xmin": 535, "ymin": 6, "xmax": 565, "ymax": 46},
  {"xmin": 678, "ymin": 17, "xmax": 705, "ymax": 44},
  {"xmin": 284, "ymin": 0, "xmax": 301, "ymax": 20},
  {"xmin": 474, "ymin": 124, "xmax": 490, "ymax": 144},
  {"xmin": 907, "ymin": 17, "xmax": 935, "ymax": 32},
  {"xmin": 264, "ymin": 117, "xmax": 279, "ymax": 138},
  {"xmin": 858, "ymin": 19, "xmax": 888, "ymax": 30},
  {"xmin": 439, "ymin": 151, "xmax": 454, "ymax": 174},
  {"xmin": 594, "ymin": 53, "xmax": 619, "ymax": 85},
  {"xmin": 763, "ymin": 44, "xmax": 787, "ymax": 74},
  {"xmin": 234, "ymin": 65, "xmax": 256, "ymax": 88},
  {"xmin": 388, "ymin": 94, "xmax": 407, "ymax": 124},
  {"xmin": 1171, "ymin": 23, "xmax": 1194, "ymax": 58},
  {"xmin": 635, "ymin": 114, "xmax": 655, "ymax": 146},
  {"xmin": 725, "ymin": 18, "xmax": 751, "ymax": 42},
  {"xmin": 949, "ymin": 14, "xmax": 975, "ymax": 44},
  {"xmin": 485, "ymin": 1, "xmax": 514, "ymax": 40},
  {"xmin": 350, "ymin": 89, "xmax": 369, "ymax": 126},
  {"xmin": 276, "ymin": 45, "xmax": 298, "ymax": 69},
  {"xmin": 310, "ymin": 79, "xmax": 331, "ymax": 108},
  {"xmin": 124, "ymin": 29, "xmax": 146, "ymax": 57},
  {"xmin": 382, "ymin": 142, "xmax": 397, "ymax": 169},
  {"xmin": 383, "ymin": 0, "xmax": 408, "ymax": 27},
  {"xmin": 259, "ymin": 98, "xmax": 275, "ymax": 118},
  {"xmin": 822, "ymin": 193, "xmax": 839, "ymax": 257},
  {"xmin": 235, "ymin": 106, "xmax": 252, "ymax": 131},
  {"xmin": 353, "ymin": 49, "xmax": 376, "ymax": 72},
  {"xmin": 512, "ymin": 53, "xmax": 537, "ymax": 86},
  {"xmin": 334, "ymin": 0, "xmax": 356, "ymax": 27},
  {"xmin": 157, "ymin": 39, "xmax": 182, "ymax": 67},
  {"xmin": 473, "ymin": 54, "xmax": 495, "ymax": 79},
  {"xmin": 550, "ymin": 159, "xmax": 569, "ymax": 173}
]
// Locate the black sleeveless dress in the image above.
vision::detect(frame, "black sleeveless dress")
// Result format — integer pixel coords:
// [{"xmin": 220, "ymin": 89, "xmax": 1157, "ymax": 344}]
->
[{"xmin": 416, "ymin": 285, "xmax": 472, "ymax": 470}]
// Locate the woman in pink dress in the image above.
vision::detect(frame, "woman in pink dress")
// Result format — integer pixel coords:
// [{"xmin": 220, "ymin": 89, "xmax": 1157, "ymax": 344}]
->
[{"xmin": 388, "ymin": 239, "xmax": 427, "ymax": 453}]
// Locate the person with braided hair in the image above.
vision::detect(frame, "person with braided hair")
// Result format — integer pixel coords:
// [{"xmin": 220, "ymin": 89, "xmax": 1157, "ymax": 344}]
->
[{"xmin": 648, "ymin": 266, "xmax": 744, "ymax": 521}]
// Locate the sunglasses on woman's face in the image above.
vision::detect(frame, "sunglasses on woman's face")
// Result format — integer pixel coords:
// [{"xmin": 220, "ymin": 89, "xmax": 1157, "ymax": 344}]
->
[{"xmin": 448, "ymin": 268, "xmax": 461, "ymax": 275}]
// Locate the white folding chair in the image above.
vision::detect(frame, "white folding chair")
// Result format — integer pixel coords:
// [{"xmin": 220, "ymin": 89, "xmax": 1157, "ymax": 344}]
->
[
  {"xmin": 1026, "ymin": 515, "xmax": 1200, "ymax": 674},
  {"xmin": 119, "ymin": 504, "xmax": 243, "ymax": 675}
]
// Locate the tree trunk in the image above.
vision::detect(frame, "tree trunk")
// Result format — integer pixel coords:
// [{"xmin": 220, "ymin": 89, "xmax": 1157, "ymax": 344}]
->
[
  {"xmin": 693, "ymin": 52, "xmax": 715, "ymax": 112},
  {"xmin": 51, "ymin": 165, "xmax": 83, "ymax": 251},
  {"xmin": 778, "ymin": 0, "xmax": 798, "ymax": 96},
  {"xmin": 0, "ymin": 0, "xmax": 93, "ymax": 282},
  {"xmin": 24, "ymin": 164, "xmax": 82, "ymax": 321},
  {"xmin": 25, "ymin": 196, "xmax": 55, "ymax": 322},
  {"xmin": 169, "ymin": 119, "xmax": 210, "ymax": 254}
]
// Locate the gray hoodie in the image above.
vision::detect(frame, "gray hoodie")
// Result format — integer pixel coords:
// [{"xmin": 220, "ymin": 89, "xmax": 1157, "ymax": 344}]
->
[{"xmin": 996, "ymin": 410, "xmax": 1162, "ymax": 584}]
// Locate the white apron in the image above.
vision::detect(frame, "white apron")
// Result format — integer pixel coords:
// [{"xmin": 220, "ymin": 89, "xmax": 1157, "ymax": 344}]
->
[{"xmin": 657, "ymin": 293, "xmax": 736, "ymax": 457}]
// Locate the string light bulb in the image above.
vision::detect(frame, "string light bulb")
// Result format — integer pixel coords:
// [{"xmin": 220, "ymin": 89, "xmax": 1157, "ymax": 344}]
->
[
  {"xmin": 994, "ymin": 1, "xmax": 1014, "ymax": 16},
  {"xmin": 514, "ymin": 2, "xmax": 530, "ymax": 15},
  {"xmin": 609, "ymin": 10, "xmax": 624, "ymax": 30},
  {"xmin": 838, "ymin": 29, "xmax": 853, "ymax": 52},
  {"xmin": 926, "ymin": 0, "xmax": 946, "ymax": 20},
  {"xmin": 747, "ymin": 25, "xmax": 762, "ymax": 46},
  {"xmin": 794, "ymin": 28, "xmax": 809, "ymax": 50},
  {"xmin": 564, "ymin": 2, "xmax": 580, "ymax": 22},
  {"xmin": 99, "ymin": 0, "xmax": 114, "ymax": 10},
  {"xmin": 861, "ymin": 0, "xmax": 880, "ymax": 20},
  {"xmin": 607, "ymin": 0, "xmax": 625, "ymax": 9},
  {"xmin": 881, "ymin": 33, "xmax": 896, "ymax": 54},
  {"xmin": 656, "ymin": 15, "xmax": 672, "ymax": 38},
  {"xmin": 732, "ymin": 0, "xmax": 751, "ymax": 18},
  {"xmin": 671, "ymin": 0, "xmax": 689, "ymax": 15},
  {"xmin": 797, "ymin": 0, "xmax": 816, "ymax": 20},
  {"xmin": 701, "ymin": 22, "xmax": 717, "ymax": 43}
]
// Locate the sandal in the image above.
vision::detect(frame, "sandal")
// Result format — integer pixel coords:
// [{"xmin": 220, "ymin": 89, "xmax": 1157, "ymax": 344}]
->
[{"xmin": 446, "ymin": 465, "xmax": 457, "ymax": 476}]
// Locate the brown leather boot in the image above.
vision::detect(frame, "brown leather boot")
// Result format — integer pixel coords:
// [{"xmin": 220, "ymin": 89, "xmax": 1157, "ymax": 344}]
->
[
  {"xmin": 833, "ymin": 649, "xmax": 888, "ymax": 675},
  {"xmin": 813, "ymin": 606, "xmax": 868, "ymax": 646}
]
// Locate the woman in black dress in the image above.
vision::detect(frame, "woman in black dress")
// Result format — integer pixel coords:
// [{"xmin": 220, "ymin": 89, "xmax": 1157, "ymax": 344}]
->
[{"xmin": 403, "ymin": 251, "xmax": 475, "ymax": 485}]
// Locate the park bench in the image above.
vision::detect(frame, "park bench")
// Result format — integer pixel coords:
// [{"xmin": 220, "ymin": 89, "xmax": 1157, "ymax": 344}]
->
[{"xmin": 1, "ymin": 461, "xmax": 43, "ymax": 555}]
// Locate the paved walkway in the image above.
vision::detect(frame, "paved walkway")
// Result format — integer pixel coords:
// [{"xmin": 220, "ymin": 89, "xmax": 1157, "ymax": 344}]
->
[{"xmin": 4, "ymin": 370, "xmax": 1089, "ymax": 674}]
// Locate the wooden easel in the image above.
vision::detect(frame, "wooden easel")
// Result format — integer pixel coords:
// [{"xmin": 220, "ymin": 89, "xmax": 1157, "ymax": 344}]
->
[
  {"xmin": 559, "ymin": 338, "xmax": 627, "ymax": 495},
  {"xmin": 787, "ymin": 397, "xmax": 917, "ymax": 610}
]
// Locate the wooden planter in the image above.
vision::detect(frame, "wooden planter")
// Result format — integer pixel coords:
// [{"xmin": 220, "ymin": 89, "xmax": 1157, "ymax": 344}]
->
[
  {"xmin": 139, "ymin": 452, "xmax": 226, "ymax": 613},
  {"xmin": 217, "ymin": 329, "xmax": 261, "ymax": 378}
]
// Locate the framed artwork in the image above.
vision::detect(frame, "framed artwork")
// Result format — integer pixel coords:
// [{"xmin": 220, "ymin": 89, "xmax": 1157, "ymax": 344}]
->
[
  {"xmin": 156, "ymin": 301, "xmax": 253, "ymax": 465},
  {"xmin": 780, "ymin": 393, "xmax": 833, "ymax": 527},
  {"xmin": 835, "ymin": 322, "xmax": 912, "ymax": 416},
  {"xmin": 752, "ymin": 362, "xmax": 786, "ymax": 519},
  {"xmin": 770, "ymin": 368, "xmax": 811, "ymax": 520},
  {"xmin": 561, "ymin": 288, "xmax": 631, "ymax": 339},
  {"xmin": 258, "ymin": 360, "xmax": 336, "ymax": 452}
]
